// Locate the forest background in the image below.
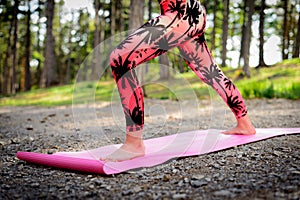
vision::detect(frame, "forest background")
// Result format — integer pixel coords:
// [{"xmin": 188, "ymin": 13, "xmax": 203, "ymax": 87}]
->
[{"xmin": 0, "ymin": 0, "xmax": 299, "ymax": 104}]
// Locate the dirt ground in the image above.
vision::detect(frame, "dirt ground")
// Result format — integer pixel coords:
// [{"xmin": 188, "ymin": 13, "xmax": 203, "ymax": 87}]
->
[{"xmin": 0, "ymin": 98, "xmax": 299, "ymax": 199}]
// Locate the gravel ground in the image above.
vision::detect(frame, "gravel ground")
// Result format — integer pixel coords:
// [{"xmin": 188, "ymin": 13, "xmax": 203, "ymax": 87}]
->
[{"xmin": 0, "ymin": 98, "xmax": 299, "ymax": 199}]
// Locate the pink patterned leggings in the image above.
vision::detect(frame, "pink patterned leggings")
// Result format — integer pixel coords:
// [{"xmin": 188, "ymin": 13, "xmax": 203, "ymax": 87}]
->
[{"xmin": 110, "ymin": 0, "xmax": 247, "ymax": 132}]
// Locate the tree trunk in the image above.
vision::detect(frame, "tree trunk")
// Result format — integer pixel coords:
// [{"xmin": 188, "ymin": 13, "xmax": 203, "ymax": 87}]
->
[
  {"xmin": 293, "ymin": 4, "xmax": 300, "ymax": 58},
  {"xmin": 282, "ymin": 0, "xmax": 289, "ymax": 60},
  {"xmin": 211, "ymin": 0, "xmax": 218, "ymax": 51},
  {"xmin": 3, "ymin": 22, "xmax": 13, "ymax": 95},
  {"xmin": 117, "ymin": 0, "xmax": 124, "ymax": 34},
  {"xmin": 25, "ymin": 0, "xmax": 31, "ymax": 91},
  {"xmin": 148, "ymin": 0, "xmax": 152, "ymax": 20},
  {"xmin": 129, "ymin": 0, "xmax": 145, "ymax": 31},
  {"xmin": 57, "ymin": 0, "xmax": 64, "ymax": 84},
  {"xmin": 65, "ymin": 11, "xmax": 74, "ymax": 84},
  {"xmin": 257, "ymin": 0, "xmax": 267, "ymax": 67},
  {"xmin": 10, "ymin": 0, "xmax": 19, "ymax": 94},
  {"xmin": 40, "ymin": 0, "xmax": 57, "ymax": 87},
  {"xmin": 129, "ymin": 0, "xmax": 146, "ymax": 80},
  {"xmin": 159, "ymin": 54, "xmax": 170, "ymax": 80},
  {"xmin": 178, "ymin": 56, "xmax": 184, "ymax": 73},
  {"xmin": 35, "ymin": 0, "xmax": 42, "ymax": 87},
  {"xmin": 242, "ymin": 0, "xmax": 255, "ymax": 78},
  {"xmin": 221, "ymin": 0, "xmax": 229, "ymax": 68},
  {"xmin": 111, "ymin": 0, "xmax": 116, "ymax": 37},
  {"xmin": 93, "ymin": 0, "xmax": 100, "ymax": 47},
  {"xmin": 238, "ymin": 0, "xmax": 247, "ymax": 68},
  {"xmin": 91, "ymin": 0, "xmax": 100, "ymax": 80}
]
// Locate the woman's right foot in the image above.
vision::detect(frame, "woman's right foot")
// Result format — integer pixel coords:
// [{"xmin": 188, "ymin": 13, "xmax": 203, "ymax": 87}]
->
[
  {"xmin": 100, "ymin": 142, "xmax": 145, "ymax": 162},
  {"xmin": 100, "ymin": 130, "xmax": 146, "ymax": 162}
]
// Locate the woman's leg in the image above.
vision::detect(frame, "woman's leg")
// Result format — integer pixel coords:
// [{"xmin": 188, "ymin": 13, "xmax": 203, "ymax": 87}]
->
[
  {"xmin": 103, "ymin": 8, "xmax": 193, "ymax": 161},
  {"xmin": 178, "ymin": 34, "xmax": 256, "ymax": 134}
]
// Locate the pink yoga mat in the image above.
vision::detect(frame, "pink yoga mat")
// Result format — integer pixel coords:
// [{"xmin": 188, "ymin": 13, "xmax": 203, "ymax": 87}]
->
[{"xmin": 16, "ymin": 128, "xmax": 300, "ymax": 175}]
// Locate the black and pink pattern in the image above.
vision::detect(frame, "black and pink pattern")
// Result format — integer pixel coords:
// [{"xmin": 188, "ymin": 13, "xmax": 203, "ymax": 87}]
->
[{"xmin": 110, "ymin": 0, "xmax": 247, "ymax": 132}]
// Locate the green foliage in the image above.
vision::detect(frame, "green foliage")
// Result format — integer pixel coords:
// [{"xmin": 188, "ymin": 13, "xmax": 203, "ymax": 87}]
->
[
  {"xmin": 1, "ymin": 58, "xmax": 299, "ymax": 107},
  {"xmin": 237, "ymin": 60, "xmax": 300, "ymax": 99}
]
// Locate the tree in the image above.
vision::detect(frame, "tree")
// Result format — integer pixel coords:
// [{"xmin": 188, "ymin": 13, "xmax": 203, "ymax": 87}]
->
[
  {"xmin": 1, "ymin": 1, "xmax": 15, "ymax": 94},
  {"xmin": 257, "ymin": 0, "xmax": 268, "ymax": 67},
  {"xmin": 9, "ymin": 0, "xmax": 19, "ymax": 94},
  {"xmin": 128, "ymin": 0, "xmax": 145, "ymax": 31},
  {"xmin": 65, "ymin": 11, "xmax": 74, "ymax": 84},
  {"xmin": 211, "ymin": 0, "xmax": 218, "ymax": 51},
  {"xmin": 34, "ymin": 0, "xmax": 44, "ymax": 87},
  {"xmin": 40, "ymin": 0, "xmax": 57, "ymax": 87},
  {"xmin": 24, "ymin": 0, "xmax": 32, "ymax": 91},
  {"xmin": 240, "ymin": 0, "xmax": 255, "ymax": 77},
  {"xmin": 293, "ymin": 0, "xmax": 300, "ymax": 58},
  {"xmin": 91, "ymin": 0, "xmax": 101, "ymax": 80},
  {"xmin": 159, "ymin": 55, "xmax": 170, "ymax": 79},
  {"xmin": 221, "ymin": 0, "xmax": 229, "ymax": 68},
  {"xmin": 117, "ymin": 0, "xmax": 124, "ymax": 34},
  {"xmin": 282, "ymin": 0, "xmax": 289, "ymax": 60}
]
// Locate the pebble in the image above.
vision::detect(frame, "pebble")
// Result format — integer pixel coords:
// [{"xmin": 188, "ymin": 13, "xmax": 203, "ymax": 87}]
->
[
  {"xmin": 122, "ymin": 189, "xmax": 133, "ymax": 196},
  {"xmin": 31, "ymin": 182, "xmax": 40, "ymax": 188},
  {"xmin": 192, "ymin": 174, "xmax": 205, "ymax": 180},
  {"xmin": 190, "ymin": 180, "xmax": 208, "ymax": 188},
  {"xmin": 213, "ymin": 190, "xmax": 233, "ymax": 197},
  {"xmin": 172, "ymin": 194, "xmax": 187, "ymax": 199}
]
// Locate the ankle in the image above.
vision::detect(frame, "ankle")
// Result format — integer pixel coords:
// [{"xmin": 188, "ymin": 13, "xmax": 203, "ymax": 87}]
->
[
  {"xmin": 237, "ymin": 115, "xmax": 252, "ymax": 126},
  {"xmin": 125, "ymin": 130, "xmax": 144, "ymax": 146}
]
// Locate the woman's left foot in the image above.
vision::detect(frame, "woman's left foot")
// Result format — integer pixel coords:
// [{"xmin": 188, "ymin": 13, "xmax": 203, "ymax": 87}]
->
[
  {"xmin": 223, "ymin": 126, "xmax": 256, "ymax": 135},
  {"xmin": 223, "ymin": 115, "xmax": 256, "ymax": 135}
]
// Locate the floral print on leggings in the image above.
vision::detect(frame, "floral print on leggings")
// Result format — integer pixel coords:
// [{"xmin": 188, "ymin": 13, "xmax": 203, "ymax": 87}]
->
[{"xmin": 110, "ymin": 0, "xmax": 247, "ymax": 132}]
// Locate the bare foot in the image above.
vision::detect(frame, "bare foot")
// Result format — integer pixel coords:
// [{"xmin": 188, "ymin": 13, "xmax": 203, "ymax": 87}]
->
[
  {"xmin": 223, "ymin": 115, "xmax": 256, "ymax": 135},
  {"xmin": 100, "ymin": 130, "xmax": 146, "ymax": 162},
  {"xmin": 101, "ymin": 143, "xmax": 145, "ymax": 162}
]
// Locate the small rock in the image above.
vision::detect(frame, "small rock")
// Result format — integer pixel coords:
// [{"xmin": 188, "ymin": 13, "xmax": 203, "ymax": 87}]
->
[
  {"xmin": 213, "ymin": 190, "xmax": 232, "ymax": 197},
  {"xmin": 27, "ymin": 136, "xmax": 35, "ymax": 142},
  {"xmin": 192, "ymin": 174, "xmax": 205, "ymax": 180},
  {"xmin": 133, "ymin": 186, "xmax": 142, "ymax": 193},
  {"xmin": 178, "ymin": 180, "xmax": 184, "ymax": 187},
  {"xmin": 228, "ymin": 177, "xmax": 235, "ymax": 182},
  {"xmin": 0, "ymin": 140, "xmax": 8, "ymax": 146},
  {"xmin": 89, "ymin": 184, "xmax": 95, "ymax": 189},
  {"xmin": 204, "ymin": 177, "xmax": 211, "ymax": 182},
  {"xmin": 26, "ymin": 125, "xmax": 34, "ymax": 130},
  {"xmin": 31, "ymin": 182, "xmax": 40, "ymax": 188},
  {"xmin": 172, "ymin": 194, "xmax": 187, "ymax": 199},
  {"xmin": 212, "ymin": 163, "xmax": 220, "ymax": 169},
  {"xmin": 11, "ymin": 138, "xmax": 20, "ymax": 144},
  {"xmin": 213, "ymin": 173, "xmax": 220, "ymax": 178},
  {"xmin": 191, "ymin": 180, "xmax": 208, "ymax": 188},
  {"xmin": 122, "ymin": 189, "xmax": 133, "ymax": 196},
  {"xmin": 162, "ymin": 174, "xmax": 170, "ymax": 182},
  {"xmin": 273, "ymin": 150, "xmax": 282, "ymax": 156}
]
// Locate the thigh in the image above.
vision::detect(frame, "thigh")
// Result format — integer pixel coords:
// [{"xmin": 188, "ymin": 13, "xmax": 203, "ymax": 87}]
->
[{"xmin": 110, "ymin": 12, "xmax": 179, "ymax": 69}]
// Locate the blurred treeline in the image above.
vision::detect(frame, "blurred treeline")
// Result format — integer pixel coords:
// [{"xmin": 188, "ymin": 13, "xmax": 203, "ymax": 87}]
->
[{"xmin": 0, "ymin": 0, "xmax": 299, "ymax": 95}]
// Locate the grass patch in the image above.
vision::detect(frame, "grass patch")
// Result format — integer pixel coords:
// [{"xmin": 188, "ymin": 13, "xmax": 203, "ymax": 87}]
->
[{"xmin": 1, "ymin": 59, "xmax": 299, "ymax": 107}]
